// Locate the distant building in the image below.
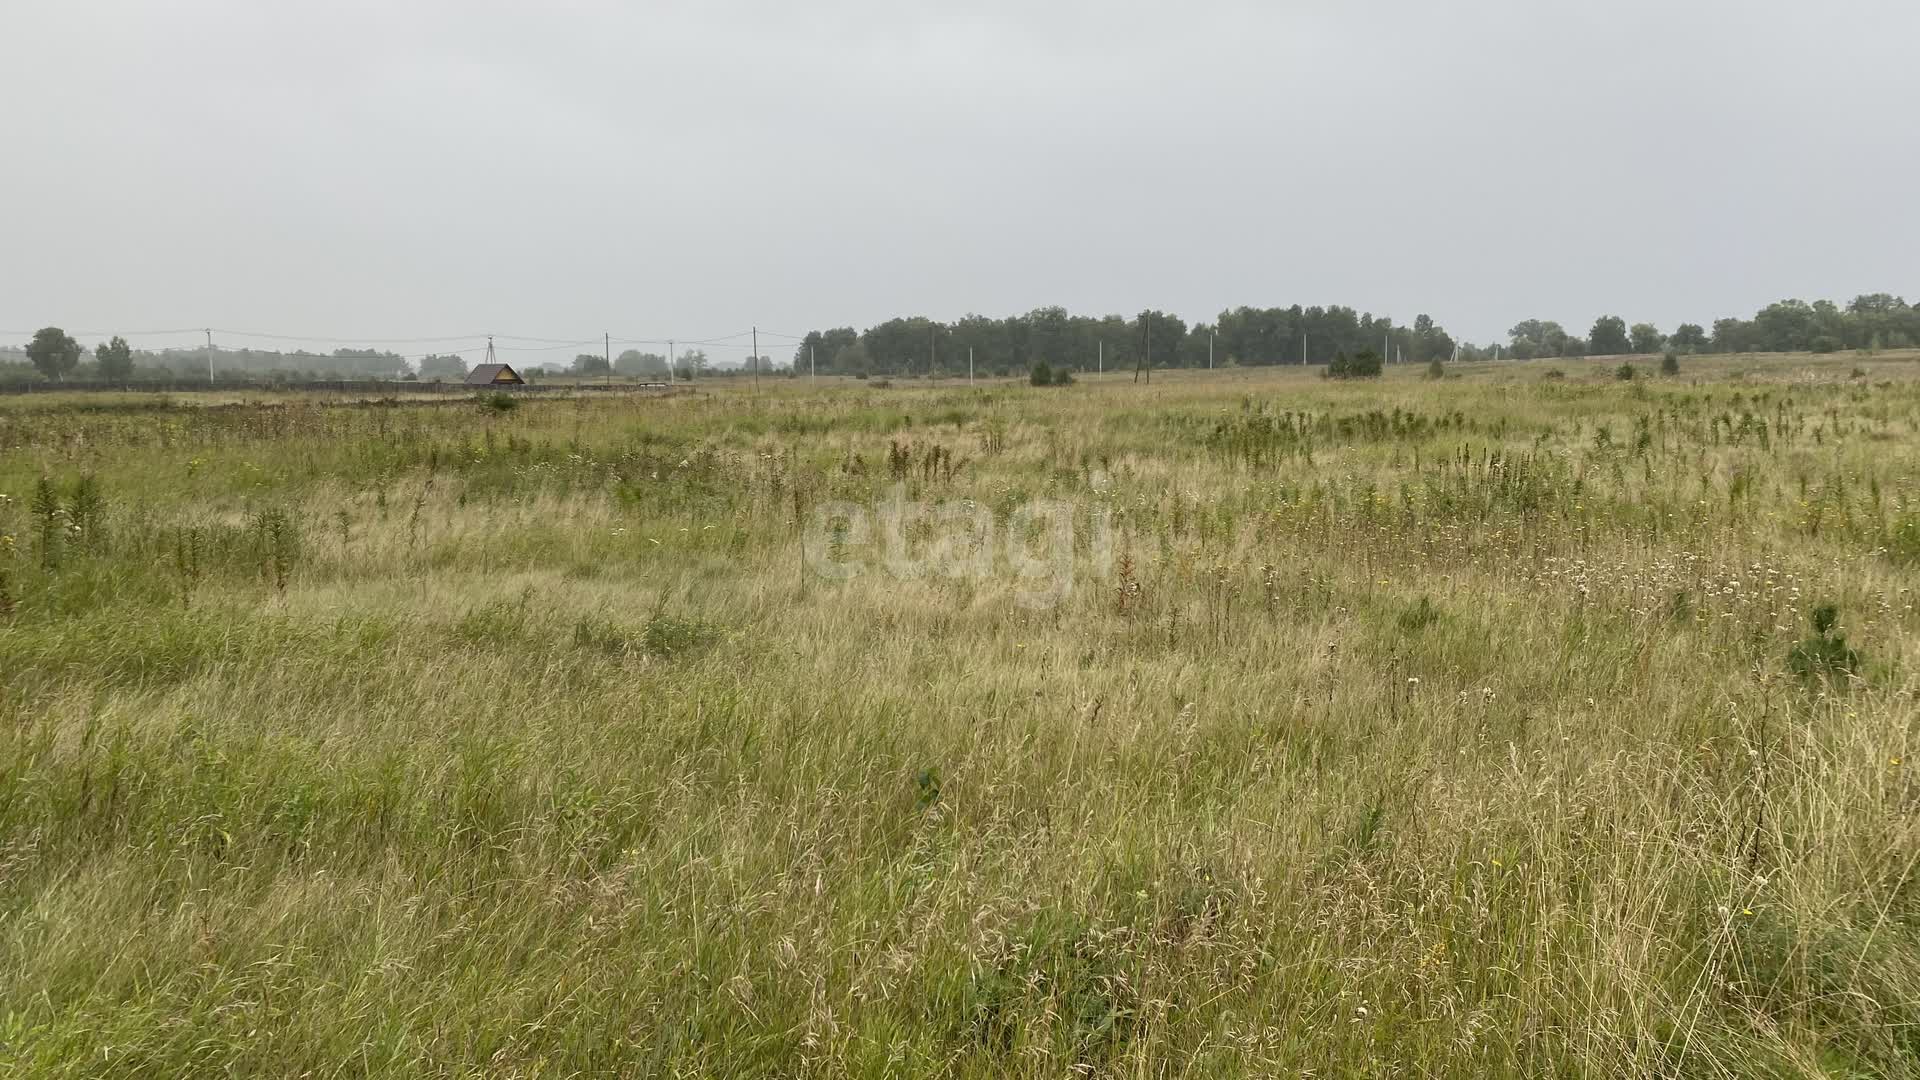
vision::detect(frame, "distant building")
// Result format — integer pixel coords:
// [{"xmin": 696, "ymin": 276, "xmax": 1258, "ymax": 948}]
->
[{"xmin": 464, "ymin": 363, "xmax": 524, "ymax": 387}]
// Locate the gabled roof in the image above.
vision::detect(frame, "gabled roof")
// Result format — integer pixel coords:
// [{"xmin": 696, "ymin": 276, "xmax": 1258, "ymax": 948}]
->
[{"xmin": 465, "ymin": 363, "xmax": 521, "ymax": 385}]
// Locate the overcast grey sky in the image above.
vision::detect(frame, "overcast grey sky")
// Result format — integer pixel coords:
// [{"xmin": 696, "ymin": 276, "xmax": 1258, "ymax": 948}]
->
[{"xmin": 4, "ymin": 0, "xmax": 1916, "ymax": 365}]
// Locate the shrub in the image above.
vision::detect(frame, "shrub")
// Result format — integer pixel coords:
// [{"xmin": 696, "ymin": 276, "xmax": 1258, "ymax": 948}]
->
[
  {"xmin": 1328, "ymin": 349, "xmax": 1383, "ymax": 379},
  {"xmin": 1660, "ymin": 351, "xmax": 1680, "ymax": 376},
  {"xmin": 1542, "ymin": 369, "xmax": 1565, "ymax": 381},
  {"xmin": 1424, "ymin": 358, "xmax": 1444, "ymax": 380},
  {"xmin": 479, "ymin": 391, "xmax": 518, "ymax": 413},
  {"xmin": 1030, "ymin": 361, "xmax": 1054, "ymax": 387},
  {"xmin": 1787, "ymin": 603, "xmax": 1861, "ymax": 682},
  {"xmin": 1397, "ymin": 596, "xmax": 1440, "ymax": 632},
  {"xmin": 1615, "ymin": 363, "xmax": 1637, "ymax": 381},
  {"xmin": 1811, "ymin": 336, "xmax": 1842, "ymax": 354}
]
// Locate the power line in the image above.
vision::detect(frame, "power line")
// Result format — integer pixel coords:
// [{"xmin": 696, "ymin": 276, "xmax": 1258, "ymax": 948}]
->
[
  {"xmin": 0, "ymin": 326, "xmax": 205, "ymax": 338},
  {"xmin": 210, "ymin": 328, "xmax": 506, "ymax": 345}
]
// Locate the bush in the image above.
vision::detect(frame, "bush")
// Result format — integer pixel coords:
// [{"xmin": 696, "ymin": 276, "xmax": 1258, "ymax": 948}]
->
[
  {"xmin": 1424, "ymin": 358, "xmax": 1444, "ymax": 380},
  {"xmin": 1030, "ymin": 361, "xmax": 1054, "ymax": 387},
  {"xmin": 1811, "ymin": 336, "xmax": 1842, "ymax": 354},
  {"xmin": 479, "ymin": 391, "xmax": 518, "ymax": 413},
  {"xmin": 1542, "ymin": 369, "xmax": 1565, "ymax": 381},
  {"xmin": 1397, "ymin": 596, "xmax": 1441, "ymax": 632},
  {"xmin": 1615, "ymin": 363, "xmax": 1637, "ymax": 381},
  {"xmin": 1327, "ymin": 349, "xmax": 1383, "ymax": 379},
  {"xmin": 1787, "ymin": 604, "xmax": 1861, "ymax": 682},
  {"xmin": 1660, "ymin": 351, "xmax": 1680, "ymax": 376}
]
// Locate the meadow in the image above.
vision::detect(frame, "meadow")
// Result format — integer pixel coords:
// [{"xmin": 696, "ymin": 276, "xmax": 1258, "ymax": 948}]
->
[{"xmin": 2, "ymin": 353, "xmax": 1918, "ymax": 1077}]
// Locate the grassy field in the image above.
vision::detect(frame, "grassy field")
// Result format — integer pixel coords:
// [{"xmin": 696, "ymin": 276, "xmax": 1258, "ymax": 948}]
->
[{"xmin": 2, "ymin": 353, "xmax": 1919, "ymax": 1076}]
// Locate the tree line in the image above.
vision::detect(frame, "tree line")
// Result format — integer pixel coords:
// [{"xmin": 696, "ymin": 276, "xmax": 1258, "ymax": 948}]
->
[
  {"xmin": 1505, "ymin": 294, "xmax": 1919, "ymax": 360},
  {"xmin": 793, "ymin": 292, "xmax": 1917, "ymax": 377},
  {"xmin": 0, "ymin": 335, "xmax": 739, "ymax": 385},
  {"xmin": 791, "ymin": 306, "xmax": 1459, "ymax": 378},
  {"xmin": 1, "ymin": 334, "xmax": 423, "ymax": 385},
  {"xmin": 6, "ymin": 291, "xmax": 1914, "ymax": 384}
]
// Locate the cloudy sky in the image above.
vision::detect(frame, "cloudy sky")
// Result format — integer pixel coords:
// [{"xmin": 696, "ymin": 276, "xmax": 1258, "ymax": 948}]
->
[{"xmin": 4, "ymin": 0, "xmax": 1916, "ymax": 365}]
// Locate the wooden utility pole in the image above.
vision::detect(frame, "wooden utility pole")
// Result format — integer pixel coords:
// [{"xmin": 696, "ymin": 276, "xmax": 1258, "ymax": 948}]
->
[{"xmin": 204, "ymin": 329, "xmax": 214, "ymax": 384}]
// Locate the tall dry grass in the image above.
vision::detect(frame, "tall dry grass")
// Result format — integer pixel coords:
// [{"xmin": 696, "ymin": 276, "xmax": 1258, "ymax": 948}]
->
[{"xmin": 1, "ymin": 357, "xmax": 1917, "ymax": 1076}]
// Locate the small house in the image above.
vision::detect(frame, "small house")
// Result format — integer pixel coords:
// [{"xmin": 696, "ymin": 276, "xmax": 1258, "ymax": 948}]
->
[{"xmin": 465, "ymin": 363, "xmax": 524, "ymax": 387}]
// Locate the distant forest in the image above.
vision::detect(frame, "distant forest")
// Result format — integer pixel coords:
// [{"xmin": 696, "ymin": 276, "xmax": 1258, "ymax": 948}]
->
[
  {"xmin": 3, "ymin": 293, "xmax": 1915, "ymax": 384},
  {"xmin": 794, "ymin": 293, "xmax": 1920, "ymax": 376}
]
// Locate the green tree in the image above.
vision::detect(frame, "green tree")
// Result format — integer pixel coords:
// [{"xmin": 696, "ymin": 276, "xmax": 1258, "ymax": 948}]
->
[
  {"xmin": 1588, "ymin": 315, "xmax": 1631, "ymax": 355},
  {"xmin": 614, "ymin": 349, "xmax": 668, "ymax": 377},
  {"xmin": 1413, "ymin": 313, "xmax": 1454, "ymax": 363},
  {"xmin": 1508, "ymin": 319, "xmax": 1570, "ymax": 359},
  {"xmin": 94, "ymin": 335, "xmax": 134, "ymax": 382},
  {"xmin": 1628, "ymin": 323, "xmax": 1664, "ymax": 354},
  {"xmin": 418, "ymin": 353, "xmax": 468, "ymax": 379},
  {"xmin": 571, "ymin": 352, "xmax": 610, "ymax": 375},
  {"xmin": 1710, "ymin": 317, "xmax": 1753, "ymax": 353},
  {"xmin": 1670, "ymin": 323, "xmax": 1708, "ymax": 350},
  {"xmin": 793, "ymin": 328, "xmax": 859, "ymax": 373},
  {"xmin": 1752, "ymin": 300, "xmax": 1816, "ymax": 351},
  {"xmin": 26, "ymin": 327, "xmax": 81, "ymax": 381}
]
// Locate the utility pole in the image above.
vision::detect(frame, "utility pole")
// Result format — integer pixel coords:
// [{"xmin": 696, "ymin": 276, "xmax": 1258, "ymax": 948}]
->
[
  {"xmin": 1135, "ymin": 314, "xmax": 1151, "ymax": 384},
  {"xmin": 205, "ymin": 328, "xmax": 214, "ymax": 384},
  {"xmin": 752, "ymin": 326, "xmax": 759, "ymax": 392},
  {"xmin": 810, "ymin": 343, "xmax": 815, "ymax": 381},
  {"xmin": 670, "ymin": 338, "xmax": 678, "ymax": 382},
  {"xmin": 605, "ymin": 331, "xmax": 611, "ymax": 386},
  {"xmin": 1208, "ymin": 330, "xmax": 1214, "ymax": 370},
  {"xmin": 1097, "ymin": 340, "xmax": 1103, "ymax": 376},
  {"xmin": 1302, "ymin": 332, "xmax": 1308, "ymax": 366},
  {"xmin": 929, "ymin": 324, "xmax": 936, "ymax": 379},
  {"xmin": 968, "ymin": 346, "xmax": 974, "ymax": 386}
]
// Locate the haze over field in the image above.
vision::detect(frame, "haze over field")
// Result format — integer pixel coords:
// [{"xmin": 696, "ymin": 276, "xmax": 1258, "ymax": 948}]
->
[{"xmin": 4, "ymin": 0, "xmax": 1918, "ymax": 362}]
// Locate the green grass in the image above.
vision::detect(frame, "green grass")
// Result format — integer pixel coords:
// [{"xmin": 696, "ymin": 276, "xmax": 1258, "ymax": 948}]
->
[{"xmin": 2, "ymin": 354, "xmax": 1919, "ymax": 1075}]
